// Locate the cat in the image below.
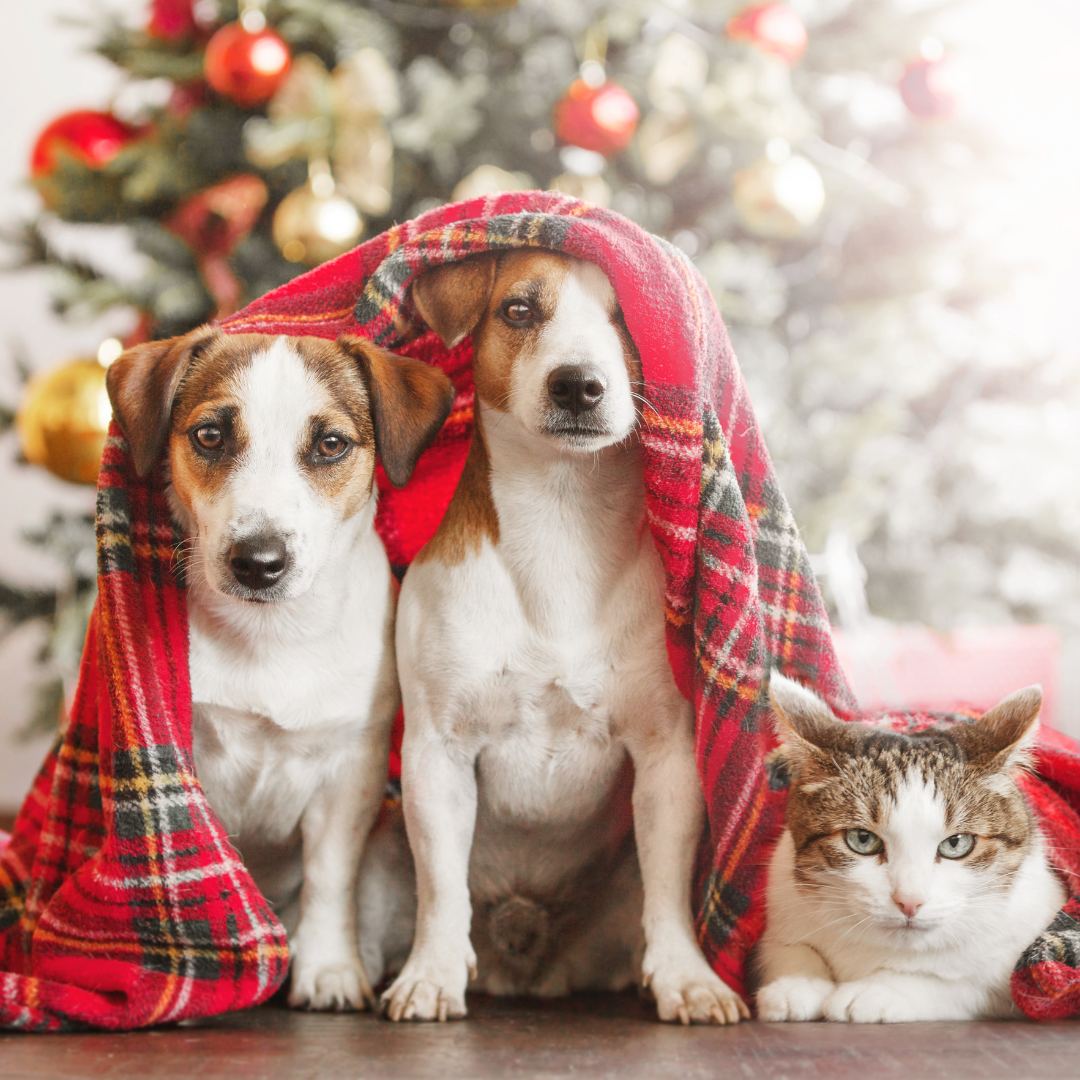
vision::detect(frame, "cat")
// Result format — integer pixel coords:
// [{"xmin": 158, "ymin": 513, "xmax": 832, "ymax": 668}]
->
[{"xmin": 754, "ymin": 674, "xmax": 1066, "ymax": 1023}]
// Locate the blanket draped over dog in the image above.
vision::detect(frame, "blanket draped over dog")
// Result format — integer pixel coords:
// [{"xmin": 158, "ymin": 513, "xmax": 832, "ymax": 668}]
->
[{"xmin": 4, "ymin": 192, "xmax": 1080, "ymax": 1030}]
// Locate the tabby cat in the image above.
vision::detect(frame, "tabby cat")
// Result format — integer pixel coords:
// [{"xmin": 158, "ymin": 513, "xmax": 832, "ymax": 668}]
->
[{"xmin": 755, "ymin": 674, "xmax": 1066, "ymax": 1022}]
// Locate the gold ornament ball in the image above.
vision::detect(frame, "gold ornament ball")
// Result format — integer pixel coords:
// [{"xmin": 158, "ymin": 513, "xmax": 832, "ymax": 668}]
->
[
  {"xmin": 273, "ymin": 181, "xmax": 364, "ymax": 266},
  {"xmin": 17, "ymin": 357, "xmax": 112, "ymax": 485},
  {"xmin": 733, "ymin": 153, "xmax": 825, "ymax": 239}
]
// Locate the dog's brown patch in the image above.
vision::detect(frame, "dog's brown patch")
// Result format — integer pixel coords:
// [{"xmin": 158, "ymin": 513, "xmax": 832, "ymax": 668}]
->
[
  {"xmin": 471, "ymin": 251, "xmax": 570, "ymax": 412},
  {"xmin": 408, "ymin": 251, "xmax": 640, "ymax": 566},
  {"xmin": 338, "ymin": 336, "xmax": 455, "ymax": 489},
  {"xmin": 107, "ymin": 325, "xmax": 218, "ymax": 477},
  {"xmin": 611, "ymin": 303, "xmax": 644, "ymax": 403},
  {"xmin": 414, "ymin": 423, "xmax": 499, "ymax": 566},
  {"xmin": 293, "ymin": 337, "xmax": 378, "ymax": 520},
  {"xmin": 410, "ymin": 254, "xmax": 496, "ymax": 351},
  {"xmin": 166, "ymin": 333, "xmax": 268, "ymax": 512},
  {"xmin": 150, "ymin": 332, "xmax": 451, "ymax": 522}
]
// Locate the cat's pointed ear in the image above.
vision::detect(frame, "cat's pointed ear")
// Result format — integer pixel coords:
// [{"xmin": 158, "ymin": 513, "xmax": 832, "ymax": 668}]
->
[
  {"xmin": 958, "ymin": 685, "xmax": 1042, "ymax": 772},
  {"xmin": 768, "ymin": 673, "xmax": 849, "ymax": 752}
]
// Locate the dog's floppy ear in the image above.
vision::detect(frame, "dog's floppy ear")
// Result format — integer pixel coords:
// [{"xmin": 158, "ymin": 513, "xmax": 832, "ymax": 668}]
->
[
  {"xmin": 338, "ymin": 336, "xmax": 455, "ymax": 488},
  {"xmin": 410, "ymin": 254, "xmax": 496, "ymax": 349},
  {"xmin": 106, "ymin": 325, "xmax": 217, "ymax": 477}
]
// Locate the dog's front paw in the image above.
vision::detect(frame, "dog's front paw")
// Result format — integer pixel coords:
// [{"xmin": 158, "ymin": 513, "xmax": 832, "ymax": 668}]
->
[
  {"xmin": 645, "ymin": 951, "xmax": 749, "ymax": 1025},
  {"xmin": 380, "ymin": 951, "xmax": 474, "ymax": 1022},
  {"xmin": 756, "ymin": 976, "xmax": 834, "ymax": 1022},
  {"xmin": 289, "ymin": 957, "xmax": 374, "ymax": 1012},
  {"xmin": 823, "ymin": 979, "xmax": 919, "ymax": 1024}
]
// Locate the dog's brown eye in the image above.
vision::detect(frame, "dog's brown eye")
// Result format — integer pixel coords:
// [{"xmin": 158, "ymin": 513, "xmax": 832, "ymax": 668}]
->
[
  {"xmin": 502, "ymin": 299, "xmax": 536, "ymax": 327},
  {"xmin": 194, "ymin": 425, "xmax": 222, "ymax": 450},
  {"xmin": 316, "ymin": 435, "xmax": 347, "ymax": 458}
]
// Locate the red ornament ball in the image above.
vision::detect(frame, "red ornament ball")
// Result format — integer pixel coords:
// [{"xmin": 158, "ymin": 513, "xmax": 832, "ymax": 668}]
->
[
  {"xmin": 553, "ymin": 79, "xmax": 639, "ymax": 158},
  {"xmin": 31, "ymin": 111, "xmax": 143, "ymax": 178},
  {"xmin": 726, "ymin": 3, "xmax": 808, "ymax": 64},
  {"xmin": 204, "ymin": 22, "xmax": 292, "ymax": 108},
  {"xmin": 900, "ymin": 57, "xmax": 960, "ymax": 119},
  {"xmin": 146, "ymin": 0, "xmax": 198, "ymax": 40}
]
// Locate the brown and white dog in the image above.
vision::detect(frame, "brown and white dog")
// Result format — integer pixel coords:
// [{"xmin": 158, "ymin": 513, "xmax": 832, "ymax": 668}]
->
[
  {"xmin": 106, "ymin": 328, "xmax": 453, "ymax": 1010},
  {"xmin": 370, "ymin": 251, "xmax": 749, "ymax": 1024}
]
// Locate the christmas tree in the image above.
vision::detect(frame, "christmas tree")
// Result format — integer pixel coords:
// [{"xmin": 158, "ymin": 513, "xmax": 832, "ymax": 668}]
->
[{"xmin": 5, "ymin": 0, "xmax": 1075, "ymax": 738}]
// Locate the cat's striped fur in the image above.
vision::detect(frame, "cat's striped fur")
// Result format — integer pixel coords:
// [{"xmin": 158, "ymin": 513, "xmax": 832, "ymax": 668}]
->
[{"xmin": 755, "ymin": 675, "xmax": 1065, "ymax": 1023}]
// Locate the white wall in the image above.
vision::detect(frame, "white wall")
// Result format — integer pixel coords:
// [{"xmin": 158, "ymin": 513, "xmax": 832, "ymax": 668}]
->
[{"xmin": 0, "ymin": 0, "xmax": 143, "ymax": 811}]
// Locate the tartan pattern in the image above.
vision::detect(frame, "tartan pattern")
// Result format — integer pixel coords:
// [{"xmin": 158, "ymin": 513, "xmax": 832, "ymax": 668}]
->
[
  {"xmin": 5, "ymin": 192, "xmax": 1077, "ymax": 1026},
  {"xmin": 224, "ymin": 192, "xmax": 858, "ymax": 995},
  {"xmin": 1011, "ymin": 724, "xmax": 1080, "ymax": 1019},
  {"xmin": 0, "ymin": 432, "xmax": 288, "ymax": 1031}
]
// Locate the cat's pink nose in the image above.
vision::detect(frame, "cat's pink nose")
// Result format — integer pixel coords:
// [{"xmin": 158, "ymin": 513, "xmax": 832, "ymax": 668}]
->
[{"xmin": 892, "ymin": 892, "xmax": 924, "ymax": 919}]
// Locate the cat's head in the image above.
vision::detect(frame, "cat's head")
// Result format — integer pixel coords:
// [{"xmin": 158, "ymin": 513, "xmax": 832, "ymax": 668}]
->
[{"xmin": 768, "ymin": 674, "xmax": 1043, "ymax": 951}]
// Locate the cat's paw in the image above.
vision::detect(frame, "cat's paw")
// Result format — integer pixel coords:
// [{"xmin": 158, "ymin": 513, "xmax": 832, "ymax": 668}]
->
[
  {"xmin": 756, "ymin": 976, "xmax": 834, "ymax": 1022},
  {"xmin": 824, "ymin": 979, "xmax": 921, "ymax": 1024},
  {"xmin": 288, "ymin": 956, "xmax": 374, "ymax": 1011}
]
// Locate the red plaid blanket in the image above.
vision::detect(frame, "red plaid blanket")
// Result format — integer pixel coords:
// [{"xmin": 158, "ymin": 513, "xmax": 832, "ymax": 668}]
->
[{"xmin": 2, "ymin": 192, "xmax": 1079, "ymax": 1028}]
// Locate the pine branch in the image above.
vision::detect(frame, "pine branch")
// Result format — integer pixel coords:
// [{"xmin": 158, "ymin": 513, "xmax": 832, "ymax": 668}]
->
[
  {"xmin": 0, "ymin": 220, "xmax": 103, "ymax": 285},
  {"xmin": 16, "ymin": 678, "xmax": 64, "ymax": 744},
  {"xmin": 94, "ymin": 20, "xmax": 206, "ymax": 82},
  {"xmin": 0, "ymin": 582, "xmax": 57, "ymax": 626}
]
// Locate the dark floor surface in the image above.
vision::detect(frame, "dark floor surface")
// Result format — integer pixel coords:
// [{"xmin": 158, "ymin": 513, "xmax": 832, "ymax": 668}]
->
[
  {"xmin": 2, "ymin": 811, "xmax": 1079, "ymax": 1078},
  {"xmin": 2, "ymin": 993, "xmax": 1080, "ymax": 1080}
]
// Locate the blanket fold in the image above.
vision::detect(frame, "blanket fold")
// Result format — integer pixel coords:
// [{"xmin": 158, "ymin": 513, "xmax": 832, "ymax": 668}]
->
[{"xmin": 1, "ymin": 191, "xmax": 1077, "ymax": 1029}]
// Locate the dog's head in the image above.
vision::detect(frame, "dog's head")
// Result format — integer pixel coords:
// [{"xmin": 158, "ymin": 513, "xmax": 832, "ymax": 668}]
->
[
  {"xmin": 411, "ymin": 251, "xmax": 640, "ymax": 451},
  {"xmin": 107, "ymin": 329, "xmax": 453, "ymax": 603}
]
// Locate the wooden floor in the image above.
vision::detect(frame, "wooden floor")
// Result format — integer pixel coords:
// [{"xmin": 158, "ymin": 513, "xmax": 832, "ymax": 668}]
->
[
  {"xmin": 2, "ymin": 993, "xmax": 1079, "ymax": 1080},
  {"xmin": 2, "ymin": 813, "xmax": 1079, "ymax": 1075}
]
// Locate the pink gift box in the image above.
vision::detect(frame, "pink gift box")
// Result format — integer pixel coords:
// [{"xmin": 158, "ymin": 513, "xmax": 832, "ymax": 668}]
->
[{"xmin": 831, "ymin": 624, "xmax": 1060, "ymax": 728}]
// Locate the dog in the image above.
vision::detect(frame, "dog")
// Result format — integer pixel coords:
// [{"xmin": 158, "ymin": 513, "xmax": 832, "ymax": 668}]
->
[
  {"xmin": 370, "ymin": 250, "xmax": 749, "ymax": 1024},
  {"xmin": 106, "ymin": 327, "xmax": 454, "ymax": 1010}
]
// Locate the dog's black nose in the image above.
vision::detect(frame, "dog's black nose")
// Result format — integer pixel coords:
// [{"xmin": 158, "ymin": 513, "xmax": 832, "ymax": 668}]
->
[
  {"xmin": 229, "ymin": 533, "xmax": 288, "ymax": 591},
  {"xmin": 547, "ymin": 365, "xmax": 606, "ymax": 416}
]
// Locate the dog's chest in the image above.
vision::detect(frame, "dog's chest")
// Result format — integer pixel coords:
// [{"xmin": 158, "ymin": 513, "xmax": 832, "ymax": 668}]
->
[
  {"xmin": 189, "ymin": 628, "xmax": 380, "ymax": 732},
  {"xmin": 463, "ymin": 533, "xmax": 671, "ymax": 825},
  {"xmin": 185, "ymin": 560, "xmax": 395, "ymax": 844},
  {"xmin": 472, "ymin": 636, "xmax": 626, "ymax": 823},
  {"xmin": 192, "ymin": 702, "xmax": 358, "ymax": 841}
]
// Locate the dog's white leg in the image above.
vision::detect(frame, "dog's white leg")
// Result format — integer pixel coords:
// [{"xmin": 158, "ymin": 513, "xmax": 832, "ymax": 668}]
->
[
  {"xmin": 381, "ymin": 724, "xmax": 478, "ymax": 1022},
  {"xmin": 288, "ymin": 732, "xmax": 387, "ymax": 1011},
  {"xmin": 627, "ymin": 701, "xmax": 751, "ymax": 1025}
]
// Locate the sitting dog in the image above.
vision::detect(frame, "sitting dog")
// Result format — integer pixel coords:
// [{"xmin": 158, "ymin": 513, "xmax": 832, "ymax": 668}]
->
[
  {"xmin": 373, "ymin": 251, "xmax": 749, "ymax": 1024},
  {"xmin": 107, "ymin": 328, "xmax": 453, "ymax": 1010}
]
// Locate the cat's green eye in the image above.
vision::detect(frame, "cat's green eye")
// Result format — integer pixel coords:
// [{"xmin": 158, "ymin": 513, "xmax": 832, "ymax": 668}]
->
[
  {"xmin": 938, "ymin": 833, "xmax": 975, "ymax": 859},
  {"xmin": 844, "ymin": 828, "xmax": 884, "ymax": 856}
]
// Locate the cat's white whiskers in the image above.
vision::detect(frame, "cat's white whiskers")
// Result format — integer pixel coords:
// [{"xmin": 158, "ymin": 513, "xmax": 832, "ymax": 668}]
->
[{"xmin": 756, "ymin": 675, "xmax": 1064, "ymax": 1022}]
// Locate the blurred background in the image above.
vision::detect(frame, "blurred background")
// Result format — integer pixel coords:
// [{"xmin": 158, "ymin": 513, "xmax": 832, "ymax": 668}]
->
[{"xmin": 2, "ymin": 0, "xmax": 1080, "ymax": 813}]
